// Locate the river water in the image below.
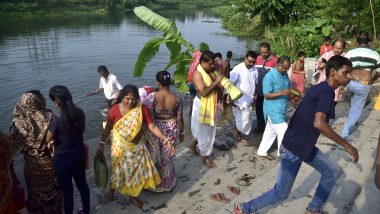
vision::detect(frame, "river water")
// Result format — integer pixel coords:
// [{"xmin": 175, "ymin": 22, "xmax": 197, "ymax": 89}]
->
[{"xmin": 0, "ymin": 10, "xmax": 256, "ymax": 140}]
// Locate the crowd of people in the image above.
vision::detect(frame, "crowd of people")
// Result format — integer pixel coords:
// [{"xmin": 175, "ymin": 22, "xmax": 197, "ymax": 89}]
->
[{"xmin": 1, "ymin": 32, "xmax": 380, "ymax": 214}]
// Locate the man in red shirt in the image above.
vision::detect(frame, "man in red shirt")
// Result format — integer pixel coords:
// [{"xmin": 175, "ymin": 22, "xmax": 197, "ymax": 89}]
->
[{"xmin": 254, "ymin": 42, "xmax": 278, "ymax": 133}]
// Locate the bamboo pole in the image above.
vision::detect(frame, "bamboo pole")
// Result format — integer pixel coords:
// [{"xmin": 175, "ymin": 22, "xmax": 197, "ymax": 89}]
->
[{"xmin": 370, "ymin": 0, "xmax": 377, "ymax": 40}]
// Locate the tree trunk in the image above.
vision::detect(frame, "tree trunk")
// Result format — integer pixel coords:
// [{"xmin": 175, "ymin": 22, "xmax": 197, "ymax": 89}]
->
[{"xmin": 370, "ymin": 0, "xmax": 376, "ymax": 40}]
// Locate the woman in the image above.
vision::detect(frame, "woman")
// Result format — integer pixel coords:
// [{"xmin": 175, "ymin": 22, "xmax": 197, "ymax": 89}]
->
[
  {"xmin": 11, "ymin": 90, "xmax": 62, "ymax": 214},
  {"xmin": 290, "ymin": 51, "xmax": 306, "ymax": 96},
  {"xmin": 46, "ymin": 85, "xmax": 90, "ymax": 214},
  {"xmin": 97, "ymin": 84, "xmax": 175, "ymax": 209},
  {"xmin": 142, "ymin": 71, "xmax": 184, "ymax": 192},
  {"xmin": 1, "ymin": 131, "xmax": 22, "ymax": 214}
]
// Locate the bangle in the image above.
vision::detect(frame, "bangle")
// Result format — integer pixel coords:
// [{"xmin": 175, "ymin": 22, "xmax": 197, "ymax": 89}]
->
[
  {"xmin": 180, "ymin": 131, "xmax": 184, "ymax": 134},
  {"xmin": 99, "ymin": 141, "xmax": 106, "ymax": 145},
  {"xmin": 164, "ymin": 138, "xmax": 170, "ymax": 144}
]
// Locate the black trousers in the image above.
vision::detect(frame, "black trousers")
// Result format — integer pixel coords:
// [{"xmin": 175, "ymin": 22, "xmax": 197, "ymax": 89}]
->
[
  {"xmin": 54, "ymin": 156, "xmax": 90, "ymax": 214},
  {"xmin": 255, "ymin": 95, "xmax": 265, "ymax": 132}
]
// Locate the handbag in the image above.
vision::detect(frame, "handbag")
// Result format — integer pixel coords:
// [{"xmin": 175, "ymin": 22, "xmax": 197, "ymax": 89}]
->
[{"xmin": 94, "ymin": 151, "xmax": 108, "ymax": 190}]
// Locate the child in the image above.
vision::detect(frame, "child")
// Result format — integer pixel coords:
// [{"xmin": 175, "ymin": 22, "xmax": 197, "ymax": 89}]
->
[{"xmin": 290, "ymin": 51, "xmax": 307, "ymax": 96}]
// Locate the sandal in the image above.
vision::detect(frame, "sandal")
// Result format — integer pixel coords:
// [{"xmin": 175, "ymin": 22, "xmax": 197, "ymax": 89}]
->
[
  {"xmin": 235, "ymin": 177, "xmax": 251, "ymax": 186},
  {"xmin": 227, "ymin": 186, "xmax": 240, "ymax": 196},
  {"xmin": 233, "ymin": 203, "xmax": 244, "ymax": 214},
  {"xmin": 242, "ymin": 174, "xmax": 256, "ymax": 180},
  {"xmin": 259, "ymin": 154, "xmax": 276, "ymax": 161},
  {"xmin": 210, "ymin": 193, "xmax": 230, "ymax": 203}
]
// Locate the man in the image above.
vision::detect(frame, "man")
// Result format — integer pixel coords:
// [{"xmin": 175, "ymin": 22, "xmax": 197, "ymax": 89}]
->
[
  {"xmin": 85, "ymin": 65, "xmax": 123, "ymax": 108},
  {"xmin": 315, "ymin": 39, "xmax": 347, "ymax": 104},
  {"xmin": 254, "ymin": 42, "xmax": 278, "ymax": 133},
  {"xmin": 190, "ymin": 50, "xmax": 223, "ymax": 168},
  {"xmin": 230, "ymin": 51, "xmax": 258, "ymax": 143},
  {"xmin": 342, "ymin": 32, "xmax": 380, "ymax": 139},
  {"xmin": 233, "ymin": 56, "xmax": 359, "ymax": 214},
  {"xmin": 256, "ymin": 56, "xmax": 291, "ymax": 159}
]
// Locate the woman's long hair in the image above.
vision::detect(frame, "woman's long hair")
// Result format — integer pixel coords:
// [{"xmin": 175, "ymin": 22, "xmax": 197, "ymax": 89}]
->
[{"xmin": 49, "ymin": 85, "xmax": 84, "ymax": 134}]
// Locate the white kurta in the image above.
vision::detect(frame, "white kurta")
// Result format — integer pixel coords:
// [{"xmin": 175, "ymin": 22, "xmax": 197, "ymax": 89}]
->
[
  {"xmin": 191, "ymin": 96, "xmax": 216, "ymax": 156},
  {"xmin": 230, "ymin": 62, "xmax": 258, "ymax": 135}
]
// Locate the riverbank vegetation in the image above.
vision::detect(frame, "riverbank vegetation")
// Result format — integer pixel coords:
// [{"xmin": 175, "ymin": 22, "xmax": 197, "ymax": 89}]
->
[
  {"xmin": 218, "ymin": 0, "xmax": 380, "ymax": 57},
  {"xmin": 0, "ymin": 0, "xmax": 229, "ymax": 13}
]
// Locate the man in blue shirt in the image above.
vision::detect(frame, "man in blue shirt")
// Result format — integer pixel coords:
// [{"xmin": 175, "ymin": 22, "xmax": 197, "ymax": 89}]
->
[
  {"xmin": 257, "ymin": 56, "xmax": 291, "ymax": 159},
  {"xmin": 233, "ymin": 56, "xmax": 359, "ymax": 214}
]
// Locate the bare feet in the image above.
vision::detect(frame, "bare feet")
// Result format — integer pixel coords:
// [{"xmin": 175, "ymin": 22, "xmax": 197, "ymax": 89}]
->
[
  {"xmin": 188, "ymin": 140, "xmax": 199, "ymax": 156},
  {"xmin": 106, "ymin": 189, "xmax": 115, "ymax": 202},
  {"xmin": 129, "ymin": 196, "xmax": 143, "ymax": 209},
  {"xmin": 202, "ymin": 156, "xmax": 216, "ymax": 168}
]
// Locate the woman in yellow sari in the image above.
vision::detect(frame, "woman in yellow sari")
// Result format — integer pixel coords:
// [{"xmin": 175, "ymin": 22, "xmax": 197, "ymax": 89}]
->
[{"xmin": 97, "ymin": 84, "xmax": 175, "ymax": 209}]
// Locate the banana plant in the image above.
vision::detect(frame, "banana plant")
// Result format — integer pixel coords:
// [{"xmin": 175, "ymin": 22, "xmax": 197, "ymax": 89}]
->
[{"xmin": 133, "ymin": 6, "xmax": 209, "ymax": 92}]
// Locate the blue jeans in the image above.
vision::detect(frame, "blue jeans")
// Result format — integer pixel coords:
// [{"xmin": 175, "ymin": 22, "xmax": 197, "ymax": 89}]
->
[
  {"xmin": 342, "ymin": 81, "xmax": 371, "ymax": 138},
  {"xmin": 242, "ymin": 146, "xmax": 339, "ymax": 213}
]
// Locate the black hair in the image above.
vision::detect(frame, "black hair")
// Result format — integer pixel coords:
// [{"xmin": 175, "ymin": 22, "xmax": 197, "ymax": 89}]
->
[
  {"xmin": 214, "ymin": 52, "xmax": 222, "ymax": 59},
  {"xmin": 277, "ymin": 56, "xmax": 291, "ymax": 65},
  {"xmin": 97, "ymin": 65, "xmax": 109, "ymax": 74},
  {"xmin": 325, "ymin": 55, "xmax": 352, "ymax": 78},
  {"xmin": 324, "ymin": 36, "xmax": 332, "ymax": 41},
  {"xmin": 259, "ymin": 42, "xmax": 271, "ymax": 51},
  {"xmin": 49, "ymin": 85, "xmax": 84, "ymax": 134},
  {"xmin": 227, "ymin": 50, "xmax": 232, "ymax": 58},
  {"xmin": 156, "ymin": 70, "xmax": 171, "ymax": 87},
  {"xmin": 332, "ymin": 38, "xmax": 346, "ymax": 48},
  {"xmin": 297, "ymin": 51, "xmax": 306, "ymax": 58},
  {"xmin": 116, "ymin": 84, "xmax": 140, "ymax": 104},
  {"xmin": 246, "ymin": 50, "xmax": 258, "ymax": 58},
  {"xmin": 200, "ymin": 50, "xmax": 215, "ymax": 63},
  {"xmin": 357, "ymin": 32, "xmax": 371, "ymax": 44}
]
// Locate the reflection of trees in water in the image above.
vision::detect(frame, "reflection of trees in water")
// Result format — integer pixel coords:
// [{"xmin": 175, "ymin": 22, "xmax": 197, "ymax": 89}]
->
[
  {"xmin": 0, "ymin": 12, "xmax": 124, "ymax": 41},
  {"xmin": 26, "ymin": 32, "xmax": 60, "ymax": 62}
]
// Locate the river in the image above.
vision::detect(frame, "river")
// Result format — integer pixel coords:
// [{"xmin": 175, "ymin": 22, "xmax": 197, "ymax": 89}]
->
[{"xmin": 0, "ymin": 9, "xmax": 257, "ymax": 140}]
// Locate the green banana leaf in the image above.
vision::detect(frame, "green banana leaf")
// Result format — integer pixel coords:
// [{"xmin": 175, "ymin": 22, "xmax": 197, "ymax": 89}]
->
[
  {"xmin": 199, "ymin": 42, "xmax": 210, "ymax": 52},
  {"xmin": 134, "ymin": 6, "xmax": 177, "ymax": 35},
  {"xmin": 173, "ymin": 51, "xmax": 192, "ymax": 92},
  {"xmin": 133, "ymin": 37, "xmax": 166, "ymax": 77},
  {"xmin": 166, "ymin": 42, "xmax": 181, "ymax": 68}
]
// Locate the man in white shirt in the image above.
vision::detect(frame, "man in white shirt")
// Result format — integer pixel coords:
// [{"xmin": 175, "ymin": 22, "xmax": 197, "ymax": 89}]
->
[
  {"xmin": 230, "ymin": 51, "xmax": 259, "ymax": 143},
  {"xmin": 85, "ymin": 65, "xmax": 123, "ymax": 107}
]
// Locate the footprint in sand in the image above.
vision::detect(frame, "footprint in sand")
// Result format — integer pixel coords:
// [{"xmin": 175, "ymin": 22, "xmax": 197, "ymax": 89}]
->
[
  {"xmin": 214, "ymin": 178, "xmax": 221, "ymax": 186},
  {"xmin": 188, "ymin": 189, "xmax": 201, "ymax": 197}
]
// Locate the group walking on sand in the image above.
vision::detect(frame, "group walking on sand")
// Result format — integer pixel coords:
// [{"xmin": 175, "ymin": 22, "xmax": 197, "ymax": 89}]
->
[{"xmin": 1, "ymin": 32, "xmax": 380, "ymax": 214}]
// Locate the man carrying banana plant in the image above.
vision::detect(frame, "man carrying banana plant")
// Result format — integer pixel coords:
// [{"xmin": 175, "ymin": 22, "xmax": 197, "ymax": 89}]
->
[{"xmin": 190, "ymin": 50, "xmax": 224, "ymax": 168}]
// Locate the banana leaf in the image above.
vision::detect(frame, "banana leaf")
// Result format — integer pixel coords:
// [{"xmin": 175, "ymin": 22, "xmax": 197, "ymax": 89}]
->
[
  {"xmin": 134, "ymin": 6, "xmax": 177, "ymax": 35},
  {"xmin": 133, "ymin": 37, "xmax": 166, "ymax": 77}
]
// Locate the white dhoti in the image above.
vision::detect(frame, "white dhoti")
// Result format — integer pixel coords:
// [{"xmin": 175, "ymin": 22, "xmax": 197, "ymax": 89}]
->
[
  {"xmin": 257, "ymin": 116, "xmax": 288, "ymax": 156},
  {"xmin": 232, "ymin": 104, "xmax": 253, "ymax": 135},
  {"xmin": 191, "ymin": 96, "xmax": 217, "ymax": 156}
]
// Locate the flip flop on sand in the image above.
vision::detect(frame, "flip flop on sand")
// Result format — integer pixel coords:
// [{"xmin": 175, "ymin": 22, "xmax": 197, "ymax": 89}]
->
[
  {"xmin": 233, "ymin": 203, "xmax": 244, "ymax": 214},
  {"xmin": 227, "ymin": 186, "xmax": 241, "ymax": 196},
  {"xmin": 235, "ymin": 177, "xmax": 251, "ymax": 186},
  {"xmin": 259, "ymin": 154, "xmax": 276, "ymax": 161},
  {"xmin": 210, "ymin": 193, "xmax": 230, "ymax": 203}
]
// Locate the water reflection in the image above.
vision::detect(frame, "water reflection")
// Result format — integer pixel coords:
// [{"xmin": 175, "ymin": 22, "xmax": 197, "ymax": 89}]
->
[{"xmin": 0, "ymin": 9, "xmax": 256, "ymax": 140}]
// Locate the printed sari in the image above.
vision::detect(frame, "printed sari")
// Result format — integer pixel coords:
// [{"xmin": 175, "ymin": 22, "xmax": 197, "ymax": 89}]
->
[
  {"xmin": 142, "ymin": 92, "xmax": 182, "ymax": 192},
  {"xmin": 110, "ymin": 103, "xmax": 160, "ymax": 197}
]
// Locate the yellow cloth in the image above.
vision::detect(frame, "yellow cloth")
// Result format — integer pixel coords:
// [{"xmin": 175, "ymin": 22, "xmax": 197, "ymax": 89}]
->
[
  {"xmin": 215, "ymin": 72, "xmax": 242, "ymax": 101},
  {"xmin": 111, "ymin": 103, "xmax": 160, "ymax": 197},
  {"xmin": 197, "ymin": 64, "xmax": 218, "ymax": 126},
  {"xmin": 375, "ymin": 93, "xmax": 380, "ymax": 110}
]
